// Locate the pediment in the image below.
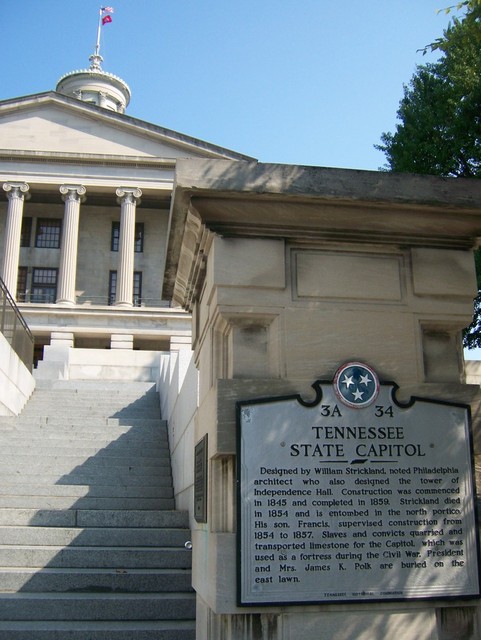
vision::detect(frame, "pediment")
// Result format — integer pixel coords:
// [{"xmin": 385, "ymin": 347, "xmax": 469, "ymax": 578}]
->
[{"xmin": 0, "ymin": 92, "xmax": 251, "ymax": 161}]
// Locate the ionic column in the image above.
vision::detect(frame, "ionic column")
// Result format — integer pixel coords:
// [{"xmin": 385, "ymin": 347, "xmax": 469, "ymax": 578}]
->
[
  {"xmin": 56, "ymin": 185, "xmax": 86, "ymax": 306},
  {"xmin": 115, "ymin": 187, "xmax": 142, "ymax": 307},
  {"xmin": 1, "ymin": 182, "xmax": 30, "ymax": 299}
]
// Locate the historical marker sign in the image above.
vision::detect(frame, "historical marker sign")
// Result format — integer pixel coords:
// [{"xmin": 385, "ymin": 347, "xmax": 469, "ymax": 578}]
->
[
  {"xmin": 237, "ymin": 363, "xmax": 480, "ymax": 605},
  {"xmin": 194, "ymin": 435, "xmax": 208, "ymax": 523}
]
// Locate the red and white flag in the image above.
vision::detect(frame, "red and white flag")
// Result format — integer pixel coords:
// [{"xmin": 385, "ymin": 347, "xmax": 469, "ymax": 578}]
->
[{"xmin": 102, "ymin": 14, "xmax": 112, "ymax": 25}]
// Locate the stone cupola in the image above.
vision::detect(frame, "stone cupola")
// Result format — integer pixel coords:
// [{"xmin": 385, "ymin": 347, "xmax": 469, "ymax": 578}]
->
[{"xmin": 56, "ymin": 53, "xmax": 131, "ymax": 113}]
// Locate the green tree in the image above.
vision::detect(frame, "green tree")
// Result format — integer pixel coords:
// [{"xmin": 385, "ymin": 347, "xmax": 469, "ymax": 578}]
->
[
  {"xmin": 463, "ymin": 253, "xmax": 481, "ymax": 349},
  {"xmin": 377, "ymin": 5, "xmax": 481, "ymax": 347},
  {"xmin": 378, "ymin": 8, "xmax": 481, "ymax": 176}
]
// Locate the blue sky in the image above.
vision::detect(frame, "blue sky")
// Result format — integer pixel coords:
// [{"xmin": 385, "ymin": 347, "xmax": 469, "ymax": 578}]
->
[{"xmin": 3, "ymin": 1, "xmax": 453, "ymax": 169}]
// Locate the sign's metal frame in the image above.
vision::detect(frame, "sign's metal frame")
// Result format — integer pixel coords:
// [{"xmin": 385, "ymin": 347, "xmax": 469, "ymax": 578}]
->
[{"xmin": 236, "ymin": 366, "xmax": 481, "ymax": 607}]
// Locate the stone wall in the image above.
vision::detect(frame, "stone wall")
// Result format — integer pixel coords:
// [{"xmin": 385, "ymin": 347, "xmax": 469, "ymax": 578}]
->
[
  {"xmin": 159, "ymin": 338, "xmax": 197, "ymax": 519},
  {"xmin": 0, "ymin": 332, "xmax": 35, "ymax": 416}
]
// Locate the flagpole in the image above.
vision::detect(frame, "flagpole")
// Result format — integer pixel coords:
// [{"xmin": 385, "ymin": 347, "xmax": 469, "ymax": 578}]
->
[{"xmin": 94, "ymin": 6, "xmax": 103, "ymax": 57}]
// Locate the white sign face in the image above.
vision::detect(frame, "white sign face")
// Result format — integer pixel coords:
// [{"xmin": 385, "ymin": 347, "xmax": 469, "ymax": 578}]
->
[{"xmin": 237, "ymin": 366, "xmax": 480, "ymax": 605}]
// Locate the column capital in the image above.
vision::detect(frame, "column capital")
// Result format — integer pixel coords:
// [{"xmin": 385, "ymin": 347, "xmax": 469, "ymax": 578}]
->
[
  {"xmin": 116, "ymin": 187, "xmax": 142, "ymax": 205},
  {"xmin": 3, "ymin": 182, "xmax": 30, "ymax": 200},
  {"xmin": 59, "ymin": 184, "xmax": 86, "ymax": 203}
]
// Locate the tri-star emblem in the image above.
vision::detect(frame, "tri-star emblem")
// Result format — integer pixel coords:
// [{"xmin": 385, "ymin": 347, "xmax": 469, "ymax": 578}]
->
[{"xmin": 333, "ymin": 362, "xmax": 380, "ymax": 408}]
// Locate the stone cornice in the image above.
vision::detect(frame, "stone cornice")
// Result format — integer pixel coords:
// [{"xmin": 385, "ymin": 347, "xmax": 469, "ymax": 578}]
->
[
  {"xmin": 0, "ymin": 149, "xmax": 177, "ymax": 170},
  {"xmin": 164, "ymin": 159, "xmax": 481, "ymax": 307},
  {"xmin": 18, "ymin": 303, "xmax": 189, "ymax": 319},
  {"xmin": 173, "ymin": 160, "xmax": 481, "ymax": 210},
  {"xmin": 17, "ymin": 303, "xmax": 191, "ymax": 338}
]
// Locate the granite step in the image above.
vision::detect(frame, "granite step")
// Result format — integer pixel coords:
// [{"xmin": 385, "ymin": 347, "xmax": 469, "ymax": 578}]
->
[
  {"xmin": 4, "ymin": 418, "xmax": 165, "ymax": 429},
  {"xmin": 0, "ymin": 484, "xmax": 171, "ymax": 499},
  {"xmin": 0, "ymin": 496, "xmax": 174, "ymax": 510},
  {"xmin": 0, "ymin": 526, "xmax": 190, "ymax": 547},
  {"xmin": 24, "ymin": 383, "xmax": 158, "ymax": 394},
  {"xmin": 0, "ymin": 454, "xmax": 170, "ymax": 470},
  {"xmin": 0, "ymin": 619, "xmax": 195, "ymax": 639},
  {"xmin": 0, "ymin": 567, "xmax": 193, "ymax": 593},
  {"xmin": 0, "ymin": 474, "xmax": 173, "ymax": 487},
  {"xmin": 0, "ymin": 546, "xmax": 192, "ymax": 569},
  {"xmin": 0, "ymin": 443, "xmax": 168, "ymax": 456},
  {"xmin": 0, "ymin": 461, "xmax": 172, "ymax": 478},
  {"xmin": 0, "ymin": 592, "xmax": 196, "ymax": 621},
  {"xmin": 0, "ymin": 509, "xmax": 188, "ymax": 528}
]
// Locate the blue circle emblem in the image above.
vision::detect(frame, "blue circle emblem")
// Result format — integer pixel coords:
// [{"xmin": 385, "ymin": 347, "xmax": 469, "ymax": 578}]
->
[{"xmin": 333, "ymin": 362, "xmax": 380, "ymax": 409}]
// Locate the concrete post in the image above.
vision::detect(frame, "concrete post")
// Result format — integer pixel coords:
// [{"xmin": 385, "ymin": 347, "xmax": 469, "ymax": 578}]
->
[{"xmin": 164, "ymin": 159, "xmax": 481, "ymax": 640}]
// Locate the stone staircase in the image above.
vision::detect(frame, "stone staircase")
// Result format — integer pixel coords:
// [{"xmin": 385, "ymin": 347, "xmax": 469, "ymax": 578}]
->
[{"xmin": 0, "ymin": 380, "xmax": 195, "ymax": 639}]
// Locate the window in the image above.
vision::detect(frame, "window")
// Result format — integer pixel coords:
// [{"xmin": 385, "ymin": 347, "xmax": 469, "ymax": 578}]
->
[
  {"xmin": 108, "ymin": 270, "xmax": 142, "ymax": 306},
  {"xmin": 31, "ymin": 268, "xmax": 57, "ymax": 303},
  {"xmin": 17, "ymin": 267, "xmax": 28, "ymax": 302},
  {"xmin": 35, "ymin": 219, "xmax": 61, "ymax": 248},
  {"xmin": 111, "ymin": 222, "xmax": 144, "ymax": 252},
  {"xmin": 110, "ymin": 224, "xmax": 119, "ymax": 252},
  {"xmin": 135, "ymin": 223, "xmax": 144, "ymax": 253},
  {"xmin": 108, "ymin": 270, "xmax": 116, "ymax": 305},
  {"xmin": 20, "ymin": 217, "xmax": 32, "ymax": 247},
  {"xmin": 133, "ymin": 271, "xmax": 142, "ymax": 306}
]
